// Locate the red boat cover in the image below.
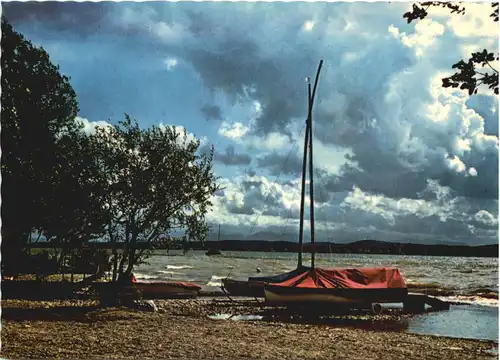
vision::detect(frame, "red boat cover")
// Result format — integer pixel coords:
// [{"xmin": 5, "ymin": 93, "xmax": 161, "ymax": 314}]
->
[{"xmin": 271, "ymin": 267, "xmax": 406, "ymax": 289}]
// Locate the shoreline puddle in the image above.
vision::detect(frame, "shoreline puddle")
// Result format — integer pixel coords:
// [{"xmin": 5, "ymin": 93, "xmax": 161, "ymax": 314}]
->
[{"xmin": 208, "ymin": 313, "xmax": 264, "ymax": 321}]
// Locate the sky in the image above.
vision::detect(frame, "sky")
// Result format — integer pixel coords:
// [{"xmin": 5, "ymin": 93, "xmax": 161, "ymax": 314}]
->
[{"xmin": 3, "ymin": 1, "xmax": 498, "ymax": 245}]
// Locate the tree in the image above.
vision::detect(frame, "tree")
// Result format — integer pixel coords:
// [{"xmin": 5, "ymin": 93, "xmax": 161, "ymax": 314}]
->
[
  {"xmin": 1, "ymin": 17, "xmax": 107, "ymax": 276},
  {"xmin": 1, "ymin": 17, "xmax": 76, "ymax": 274},
  {"xmin": 38, "ymin": 130, "xmax": 110, "ymax": 275},
  {"xmin": 89, "ymin": 116, "xmax": 218, "ymax": 281},
  {"xmin": 403, "ymin": 2, "xmax": 499, "ymax": 95}
]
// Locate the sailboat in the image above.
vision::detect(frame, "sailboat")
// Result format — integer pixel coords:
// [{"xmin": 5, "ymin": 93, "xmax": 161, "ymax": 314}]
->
[
  {"xmin": 223, "ymin": 60, "xmax": 408, "ymax": 307},
  {"xmin": 206, "ymin": 224, "xmax": 222, "ymax": 256}
]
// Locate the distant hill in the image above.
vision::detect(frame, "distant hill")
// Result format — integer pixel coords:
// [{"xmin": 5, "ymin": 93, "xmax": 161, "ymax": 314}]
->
[
  {"xmin": 30, "ymin": 239, "xmax": 498, "ymax": 258},
  {"xmin": 197, "ymin": 239, "xmax": 497, "ymax": 257}
]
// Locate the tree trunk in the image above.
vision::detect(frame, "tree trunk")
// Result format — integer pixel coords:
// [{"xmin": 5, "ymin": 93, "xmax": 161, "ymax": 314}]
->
[
  {"xmin": 110, "ymin": 224, "xmax": 118, "ymax": 282},
  {"xmin": 117, "ymin": 244, "xmax": 128, "ymax": 280},
  {"xmin": 124, "ymin": 247, "xmax": 136, "ymax": 276}
]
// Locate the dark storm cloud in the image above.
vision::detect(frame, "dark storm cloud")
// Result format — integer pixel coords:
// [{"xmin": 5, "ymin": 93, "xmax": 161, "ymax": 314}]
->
[
  {"xmin": 2, "ymin": 2, "xmax": 113, "ymax": 37},
  {"xmin": 214, "ymin": 145, "xmax": 251, "ymax": 166},
  {"xmin": 256, "ymin": 152, "xmax": 303, "ymax": 177},
  {"xmin": 200, "ymin": 105, "xmax": 222, "ymax": 121}
]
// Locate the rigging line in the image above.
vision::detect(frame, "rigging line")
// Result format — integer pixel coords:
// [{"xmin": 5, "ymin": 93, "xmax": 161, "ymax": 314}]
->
[{"xmin": 246, "ymin": 121, "xmax": 308, "ymax": 238}]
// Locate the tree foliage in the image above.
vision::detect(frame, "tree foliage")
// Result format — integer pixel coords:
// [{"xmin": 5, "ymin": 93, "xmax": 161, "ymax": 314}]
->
[
  {"xmin": 88, "ymin": 116, "xmax": 219, "ymax": 280},
  {"xmin": 1, "ymin": 17, "xmax": 108, "ymax": 276},
  {"xmin": 1, "ymin": 18, "xmax": 219, "ymax": 281},
  {"xmin": 403, "ymin": 2, "xmax": 499, "ymax": 95},
  {"xmin": 1, "ymin": 17, "xmax": 75, "ymax": 274}
]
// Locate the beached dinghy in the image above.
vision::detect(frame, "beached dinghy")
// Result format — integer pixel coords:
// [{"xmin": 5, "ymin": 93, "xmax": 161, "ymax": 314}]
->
[
  {"xmin": 130, "ymin": 280, "xmax": 202, "ymax": 299},
  {"xmin": 221, "ymin": 266, "xmax": 310, "ymax": 297},
  {"xmin": 93, "ymin": 277, "xmax": 202, "ymax": 300},
  {"xmin": 264, "ymin": 267, "xmax": 408, "ymax": 304}
]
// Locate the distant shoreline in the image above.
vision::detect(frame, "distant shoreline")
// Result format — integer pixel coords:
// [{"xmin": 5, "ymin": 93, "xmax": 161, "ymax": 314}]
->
[{"xmin": 29, "ymin": 239, "xmax": 498, "ymax": 258}]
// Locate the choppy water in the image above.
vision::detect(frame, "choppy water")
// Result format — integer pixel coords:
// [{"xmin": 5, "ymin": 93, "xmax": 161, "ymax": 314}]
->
[
  {"xmin": 134, "ymin": 250, "xmax": 498, "ymax": 304},
  {"xmin": 134, "ymin": 250, "xmax": 498, "ymax": 342}
]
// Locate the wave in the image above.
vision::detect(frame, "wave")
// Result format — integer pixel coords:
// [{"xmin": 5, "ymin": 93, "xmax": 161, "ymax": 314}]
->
[
  {"xmin": 166, "ymin": 265, "xmax": 193, "ymax": 270},
  {"xmin": 407, "ymin": 282, "xmax": 500, "ymax": 300},
  {"xmin": 206, "ymin": 275, "xmax": 227, "ymax": 287},
  {"xmin": 439, "ymin": 295, "xmax": 499, "ymax": 308},
  {"xmin": 157, "ymin": 270, "xmax": 181, "ymax": 275},
  {"xmin": 407, "ymin": 281, "xmax": 441, "ymax": 289},
  {"xmin": 133, "ymin": 273, "xmax": 158, "ymax": 280},
  {"xmin": 406, "ymin": 282, "xmax": 455, "ymax": 296}
]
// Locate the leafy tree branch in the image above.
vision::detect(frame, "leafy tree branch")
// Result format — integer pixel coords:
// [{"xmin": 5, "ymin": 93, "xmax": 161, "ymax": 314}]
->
[{"xmin": 403, "ymin": 2, "xmax": 499, "ymax": 95}]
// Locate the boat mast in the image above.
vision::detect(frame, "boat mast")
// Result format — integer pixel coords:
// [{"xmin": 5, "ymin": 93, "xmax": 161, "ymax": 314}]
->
[
  {"xmin": 308, "ymin": 60, "xmax": 323, "ymax": 269},
  {"xmin": 297, "ymin": 60, "xmax": 323, "ymax": 270},
  {"xmin": 297, "ymin": 84, "xmax": 311, "ymax": 269}
]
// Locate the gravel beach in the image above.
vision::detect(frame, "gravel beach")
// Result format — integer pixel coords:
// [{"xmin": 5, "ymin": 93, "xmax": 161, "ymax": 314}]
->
[{"xmin": 1, "ymin": 299, "xmax": 497, "ymax": 360}]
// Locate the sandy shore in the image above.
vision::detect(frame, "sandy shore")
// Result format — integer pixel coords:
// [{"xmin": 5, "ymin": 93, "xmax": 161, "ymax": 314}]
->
[{"xmin": 1, "ymin": 299, "xmax": 497, "ymax": 360}]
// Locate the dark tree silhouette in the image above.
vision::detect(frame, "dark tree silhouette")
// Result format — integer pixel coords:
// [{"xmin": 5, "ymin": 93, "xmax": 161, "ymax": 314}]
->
[
  {"xmin": 1, "ymin": 17, "xmax": 107, "ymax": 276},
  {"xmin": 404, "ymin": 2, "xmax": 499, "ymax": 95}
]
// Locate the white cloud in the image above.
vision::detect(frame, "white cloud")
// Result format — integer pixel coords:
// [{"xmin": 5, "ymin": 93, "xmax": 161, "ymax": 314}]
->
[
  {"xmin": 445, "ymin": 4, "xmax": 499, "ymax": 39},
  {"xmin": 117, "ymin": 6, "xmax": 186, "ymax": 44},
  {"xmin": 389, "ymin": 19, "xmax": 445, "ymax": 57},
  {"xmin": 250, "ymin": 132, "xmax": 289, "ymax": 150},
  {"xmin": 303, "ymin": 20, "xmax": 315, "ymax": 32},
  {"xmin": 445, "ymin": 154, "xmax": 466, "ymax": 173},
  {"xmin": 75, "ymin": 116, "xmax": 113, "ymax": 135},
  {"xmin": 253, "ymin": 101, "xmax": 262, "ymax": 114},
  {"xmin": 468, "ymin": 167, "xmax": 478, "ymax": 177},
  {"xmin": 474, "ymin": 210, "xmax": 498, "ymax": 227},
  {"xmin": 164, "ymin": 57, "xmax": 178, "ymax": 71},
  {"xmin": 159, "ymin": 123, "xmax": 208, "ymax": 147},
  {"xmin": 341, "ymin": 186, "xmax": 443, "ymax": 226},
  {"xmin": 218, "ymin": 121, "xmax": 250, "ymax": 140}
]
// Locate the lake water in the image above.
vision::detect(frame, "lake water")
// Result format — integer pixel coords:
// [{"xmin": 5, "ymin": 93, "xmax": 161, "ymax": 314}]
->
[{"xmin": 134, "ymin": 250, "xmax": 499, "ymax": 342}]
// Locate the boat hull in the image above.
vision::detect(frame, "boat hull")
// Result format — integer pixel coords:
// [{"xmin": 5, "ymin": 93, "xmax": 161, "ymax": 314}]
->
[
  {"xmin": 264, "ymin": 285, "xmax": 408, "ymax": 305},
  {"xmin": 221, "ymin": 278, "xmax": 265, "ymax": 298},
  {"xmin": 131, "ymin": 281, "xmax": 201, "ymax": 299},
  {"xmin": 221, "ymin": 267, "xmax": 311, "ymax": 297},
  {"xmin": 93, "ymin": 281, "xmax": 201, "ymax": 299}
]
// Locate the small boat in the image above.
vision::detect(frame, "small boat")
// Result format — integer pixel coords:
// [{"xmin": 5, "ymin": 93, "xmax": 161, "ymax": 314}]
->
[
  {"xmin": 221, "ymin": 278, "xmax": 263, "ymax": 297},
  {"xmin": 263, "ymin": 267, "xmax": 408, "ymax": 304},
  {"xmin": 206, "ymin": 248, "xmax": 222, "ymax": 256},
  {"xmin": 206, "ymin": 224, "xmax": 223, "ymax": 256},
  {"xmin": 93, "ymin": 279, "xmax": 201, "ymax": 299},
  {"xmin": 221, "ymin": 266, "xmax": 309, "ymax": 297},
  {"xmin": 130, "ymin": 280, "xmax": 201, "ymax": 299}
]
